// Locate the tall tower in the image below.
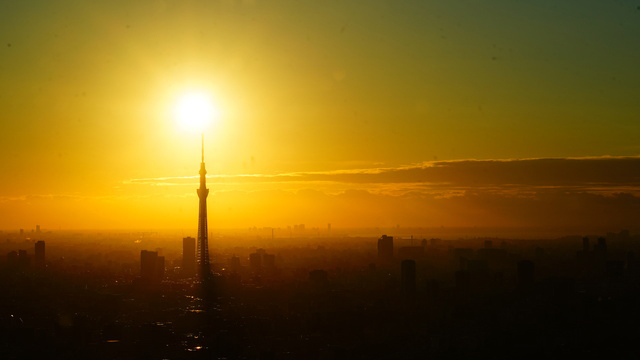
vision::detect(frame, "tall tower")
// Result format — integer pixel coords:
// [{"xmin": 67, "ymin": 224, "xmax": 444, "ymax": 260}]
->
[{"xmin": 197, "ymin": 134, "xmax": 211, "ymax": 278}]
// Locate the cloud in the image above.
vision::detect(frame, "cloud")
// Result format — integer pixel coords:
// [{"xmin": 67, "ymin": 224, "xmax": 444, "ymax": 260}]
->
[
  {"xmin": 7, "ymin": 156, "xmax": 640, "ymax": 230},
  {"xmin": 50, "ymin": 155, "xmax": 631, "ymax": 230},
  {"xmin": 124, "ymin": 156, "xmax": 640, "ymax": 195}
]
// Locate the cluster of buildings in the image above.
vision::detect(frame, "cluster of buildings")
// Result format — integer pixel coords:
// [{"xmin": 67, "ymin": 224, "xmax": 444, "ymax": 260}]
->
[
  {"xmin": 138, "ymin": 236, "xmax": 197, "ymax": 281},
  {"xmin": 6, "ymin": 239, "xmax": 45, "ymax": 270}
]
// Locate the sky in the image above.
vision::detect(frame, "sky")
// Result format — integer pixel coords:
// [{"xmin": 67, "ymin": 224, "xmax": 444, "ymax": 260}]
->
[{"xmin": 1, "ymin": 1, "xmax": 639, "ymax": 232}]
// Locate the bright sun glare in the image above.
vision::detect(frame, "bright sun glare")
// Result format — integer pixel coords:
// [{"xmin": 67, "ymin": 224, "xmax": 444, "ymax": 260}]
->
[{"xmin": 174, "ymin": 92, "xmax": 218, "ymax": 132}]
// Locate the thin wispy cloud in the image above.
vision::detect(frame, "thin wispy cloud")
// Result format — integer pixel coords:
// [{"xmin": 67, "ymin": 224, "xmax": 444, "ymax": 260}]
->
[
  {"xmin": 123, "ymin": 156, "xmax": 640, "ymax": 195},
  {"xmin": 6, "ymin": 156, "xmax": 640, "ymax": 230}
]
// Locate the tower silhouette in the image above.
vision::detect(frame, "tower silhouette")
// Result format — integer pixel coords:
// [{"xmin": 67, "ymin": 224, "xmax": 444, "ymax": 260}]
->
[{"xmin": 197, "ymin": 134, "xmax": 211, "ymax": 278}]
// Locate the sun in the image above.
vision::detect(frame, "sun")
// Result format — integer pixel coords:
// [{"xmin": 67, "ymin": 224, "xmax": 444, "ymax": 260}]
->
[{"xmin": 174, "ymin": 92, "xmax": 219, "ymax": 133}]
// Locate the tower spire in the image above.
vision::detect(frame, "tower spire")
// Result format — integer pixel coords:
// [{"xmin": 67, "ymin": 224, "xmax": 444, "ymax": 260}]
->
[{"xmin": 197, "ymin": 133, "xmax": 211, "ymax": 279}]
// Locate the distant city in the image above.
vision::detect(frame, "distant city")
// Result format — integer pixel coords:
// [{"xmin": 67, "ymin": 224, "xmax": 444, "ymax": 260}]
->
[{"xmin": 3, "ymin": 225, "xmax": 640, "ymax": 358}]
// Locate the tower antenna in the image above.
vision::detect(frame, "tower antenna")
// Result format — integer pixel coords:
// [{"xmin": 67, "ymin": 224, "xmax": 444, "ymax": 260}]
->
[{"xmin": 197, "ymin": 132, "xmax": 211, "ymax": 280}]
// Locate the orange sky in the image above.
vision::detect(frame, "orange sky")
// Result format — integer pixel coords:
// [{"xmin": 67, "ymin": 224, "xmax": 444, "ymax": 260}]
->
[{"xmin": 1, "ymin": 1, "xmax": 639, "ymax": 231}]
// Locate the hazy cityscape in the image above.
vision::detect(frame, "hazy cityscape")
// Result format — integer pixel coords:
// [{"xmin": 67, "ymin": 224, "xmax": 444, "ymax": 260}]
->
[{"xmin": 3, "ymin": 226, "xmax": 640, "ymax": 359}]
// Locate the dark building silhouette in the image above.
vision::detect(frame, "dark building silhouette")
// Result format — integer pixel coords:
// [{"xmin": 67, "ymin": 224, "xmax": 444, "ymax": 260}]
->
[
  {"xmin": 141, "ymin": 250, "xmax": 159, "ymax": 281},
  {"xmin": 230, "ymin": 255, "xmax": 241, "ymax": 274},
  {"xmin": 250, "ymin": 251, "xmax": 263, "ymax": 273},
  {"xmin": 627, "ymin": 251, "xmax": 640, "ymax": 276},
  {"xmin": 34, "ymin": 240, "xmax": 45, "ymax": 268},
  {"xmin": 426, "ymin": 279, "xmax": 440, "ymax": 299},
  {"xmin": 594, "ymin": 237, "xmax": 607, "ymax": 254},
  {"xmin": 577, "ymin": 237, "xmax": 593, "ymax": 271},
  {"xmin": 401, "ymin": 259, "xmax": 416, "ymax": 297},
  {"xmin": 197, "ymin": 135, "xmax": 211, "ymax": 278},
  {"xmin": 455, "ymin": 270, "xmax": 470, "ymax": 290},
  {"xmin": 377, "ymin": 235, "xmax": 393, "ymax": 263},
  {"xmin": 182, "ymin": 236, "xmax": 196, "ymax": 277},
  {"xmin": 605, "ymin": 260, "xmax": 624, "ymax": 279},
  {"xmin": 465, "ymin": 259, "xmax": 488, "ymax": 272},
  {"xmin": 263, "ymin": 253, "xmax": 276, "ymax": 271},
  {"xmin": 453, "ymin": 248, "xmax": 474, "ymax": 261},
  {"xmin": 430, "ymin": 238, "xmax": 442, "ymax": 247},
  {"xmin": 454, "ymin": 248, "xmax": 475, "ymax": 271},
  {"xmin": 517, "ymin": 260, "xmax": 534, "ymax": 288},
  {"xmin": 156, "ymin": 255, "xmax": 165, "ymax": 280},
  {"xmin": 309, "ymin": 269, "xmax": 328, "ymax": 288},
  {"xmin": 477, "ymin": 247, "xmax": 506, "ymax": 261},
  {"xmin": 398, "ymin": 246, "xmax": 424, "ymax": 260},
  {"xmin": 17, "ymin": 249, "xmax": 29, "ymax": 269},
  {"xmin": 247, "ymin": 249, "xmax": 277, "ymax": 276},
  {"xmin": 608, "ymin": 229, "xmax": 630, "ymax": 241},
  {"xmin": 7, "ymin": 250, "xmax": 18, "ymax": 267}
]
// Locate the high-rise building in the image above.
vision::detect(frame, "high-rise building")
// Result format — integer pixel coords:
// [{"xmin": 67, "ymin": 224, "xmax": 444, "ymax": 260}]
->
[
  {"xmin": 309, "ymin": 269, "xmax": 328, "ymax": 288},
  {"xmin": 263, "ymin": 253, "xmax": 276, "ymax": 270},
  {"xmin": 401, "ymin": 259, "xmax": 416, "ymax": 297},
  {"xmin": 18, "ymin": 249, "xmax": 29, "ymax": 268},
  {"xmin": 140, "ymin": 250, "xmax": 158, "ymax": 281},
  {"xmin": 249, "ymin": 252, "xmax": 262, "ymax": 274},
  {"xmin": 140, "ymin": 250, "xmax": 165, "ymax": 282},
  {"xmin": 378, "ymin": 235, "xmax": 394, "ymax": 263},
  {"xmin": 34, "ymin": 240, "xmax": 45, "ymax": 268},
  {"xmin": 182, "ymin": 236, "xmax": 196, "ymax": 277},
  {"xmin": 7, "ymin": 251, "xmax": 18, "ymax": 267},
  {"xmin": 517, "ymin": 260, "xmax": 534, "ymax": 288},
  {"xmin": 398, "ymin": 246, "xmax": 424, "ymax": 260},
  {"xmin": 156, "ymin": 256, "xmax": 165, "ymax": 280},
  {"xmin": 230, "ymin": 255, "xmax": 241, "ymax": 274},
  {"xmin": 197, "ymin": 136, "xmax": 211, "ymax": 279},
  {"xmin": 595, "ymin": 237, "xmax": 607, "ymax": 254}
]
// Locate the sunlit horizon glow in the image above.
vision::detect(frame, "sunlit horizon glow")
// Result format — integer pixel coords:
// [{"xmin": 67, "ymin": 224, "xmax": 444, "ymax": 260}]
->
[{"xmin": 1, "ymin": 1, "xmax": 639, "ymax": 232}]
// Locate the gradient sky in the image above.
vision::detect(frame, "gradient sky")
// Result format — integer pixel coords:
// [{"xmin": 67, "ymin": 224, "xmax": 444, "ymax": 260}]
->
[{"xmin": 1, "ymin": 1, "xmax": 639, "ymax": 231}]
